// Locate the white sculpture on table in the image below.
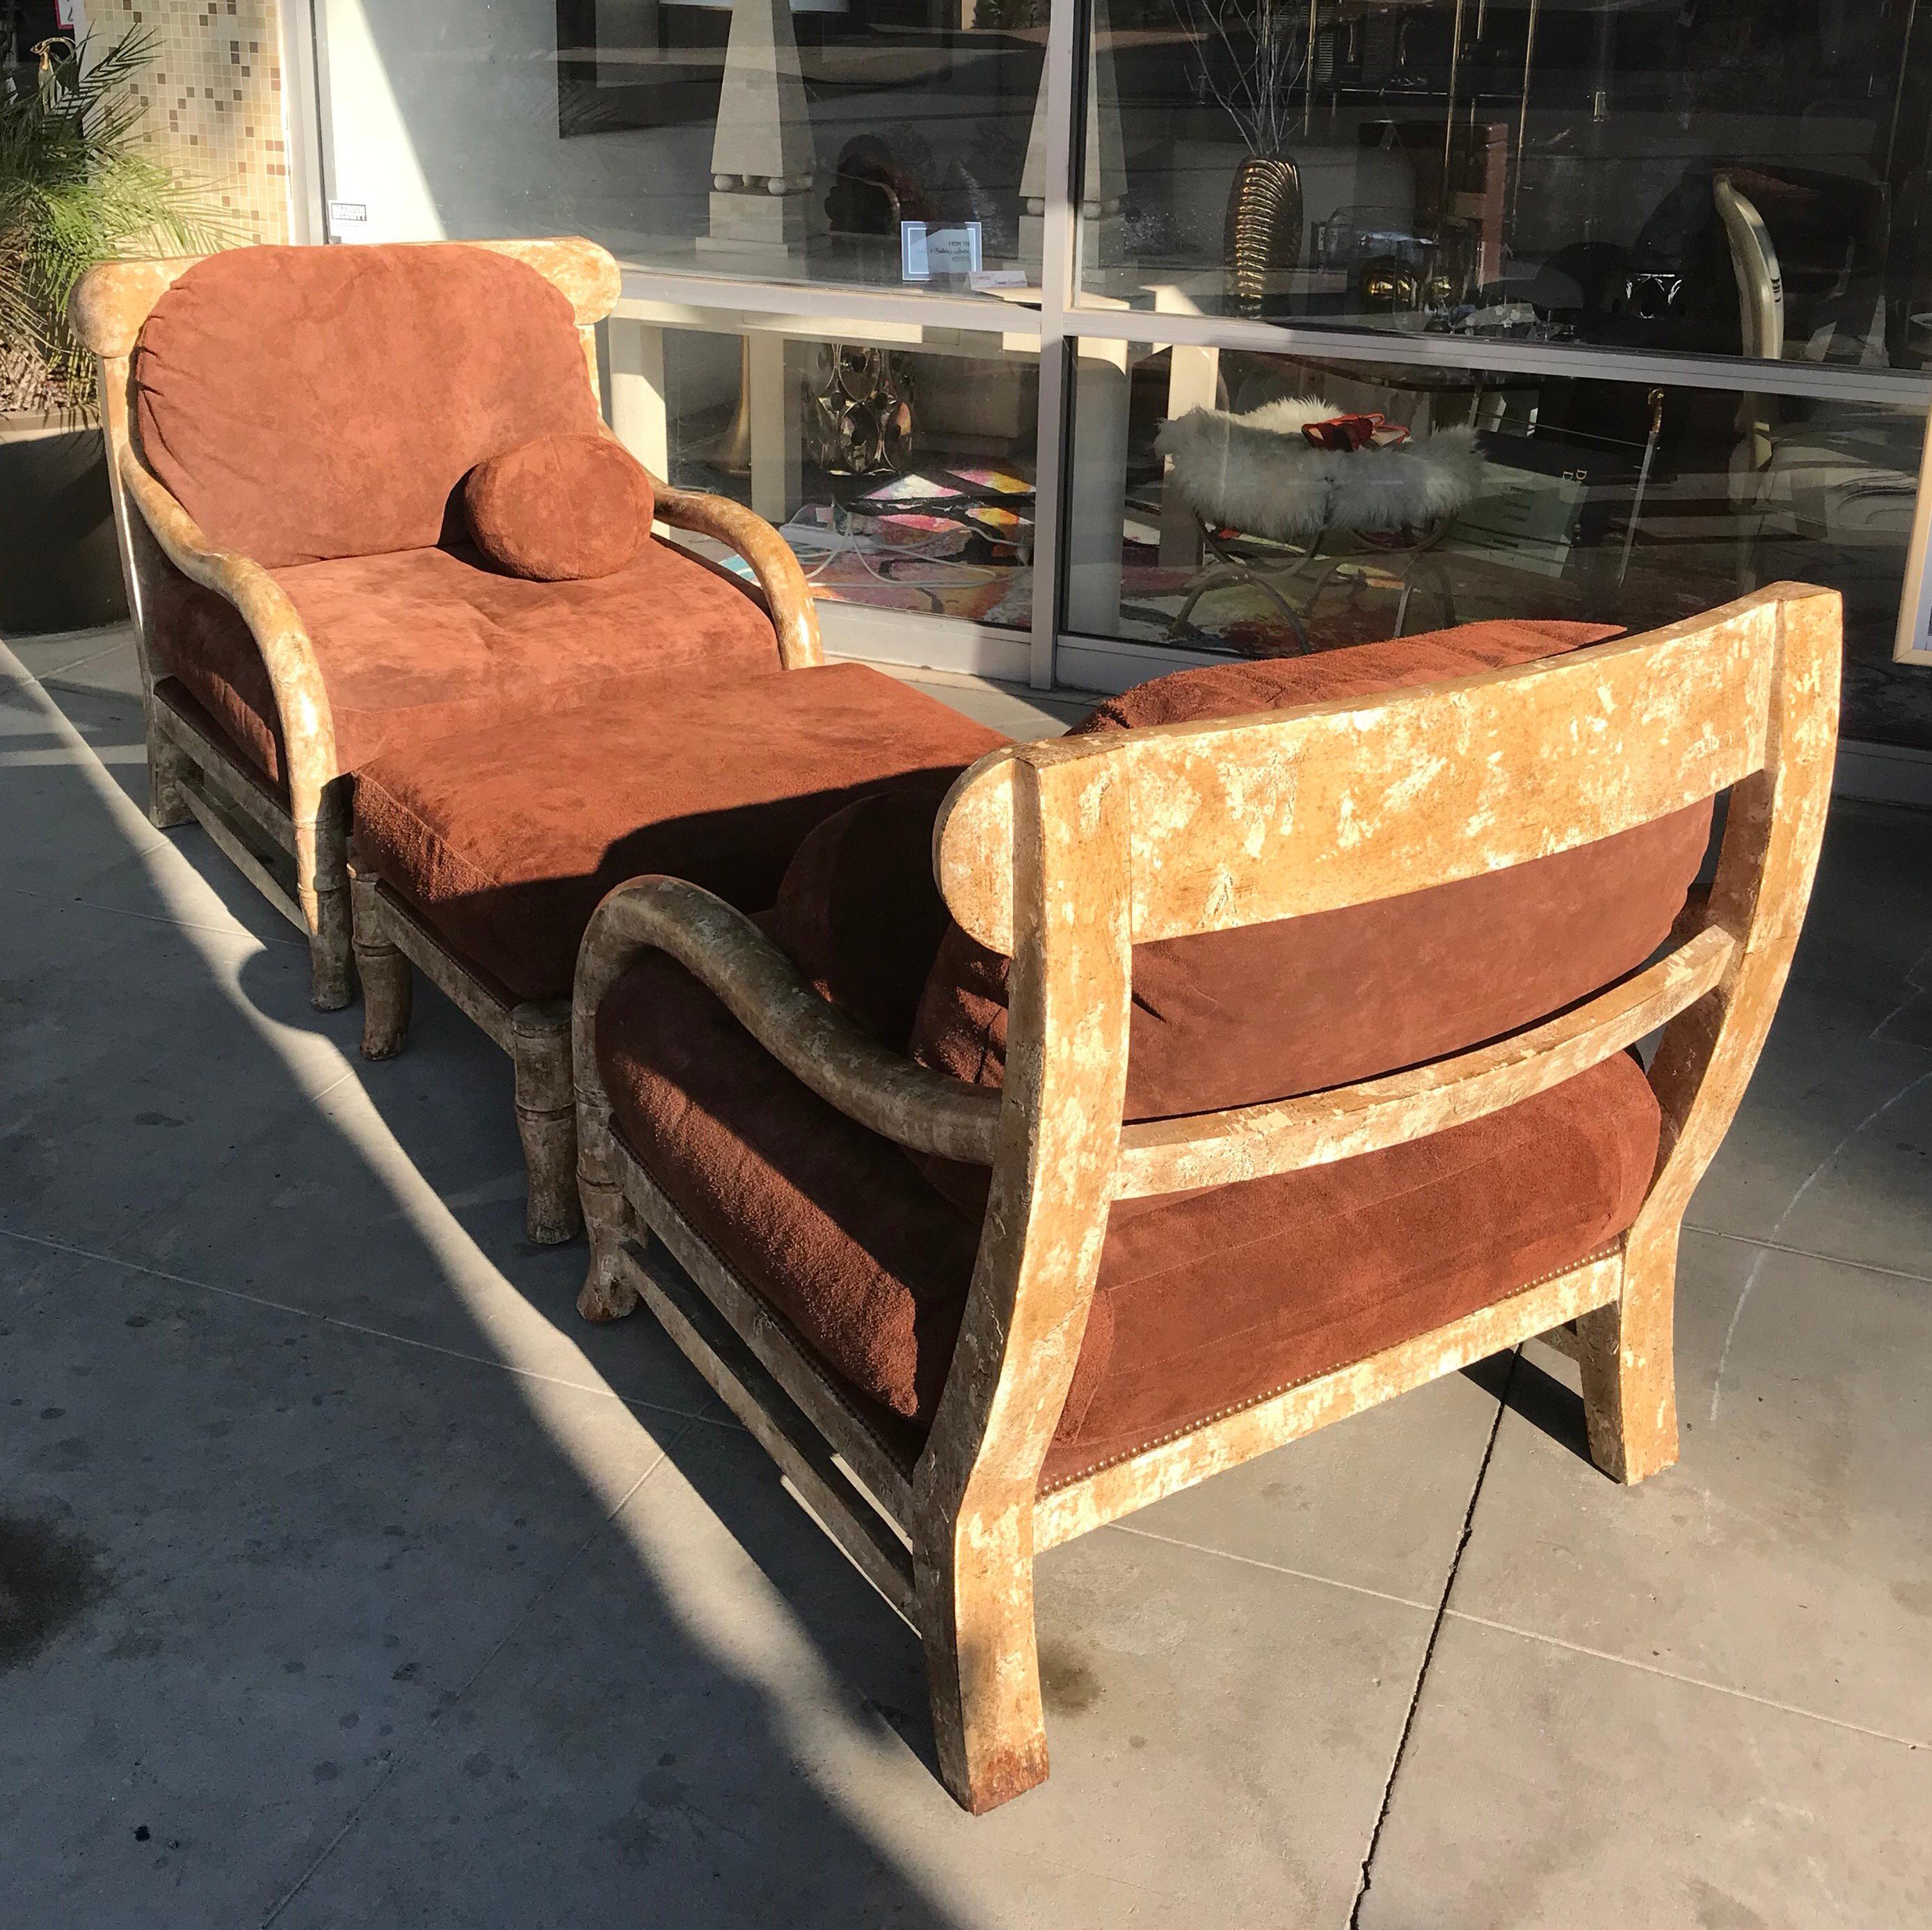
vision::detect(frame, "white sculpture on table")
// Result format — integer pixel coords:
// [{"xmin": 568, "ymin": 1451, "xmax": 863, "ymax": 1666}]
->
[
  {"xmin": 1020, "ymin": 0, "xmax": 1128, "ymax": 275},
  {"xmin": 701, "ymin": 0, "xmax": 826, "ymax": 261}
]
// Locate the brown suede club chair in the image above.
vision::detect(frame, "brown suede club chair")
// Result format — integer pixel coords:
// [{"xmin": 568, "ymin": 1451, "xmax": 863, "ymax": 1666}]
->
[
  {"xmin": 67, "ymin": 238, "xmax": 817, "ymax": 1012},
  {"xmin": 571, "ymin": 587, "xmax": 1839, "ymax": 1813}
]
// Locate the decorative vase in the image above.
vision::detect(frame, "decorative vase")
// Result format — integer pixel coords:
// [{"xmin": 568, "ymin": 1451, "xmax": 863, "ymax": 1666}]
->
[
  {"xmin": 807, "ymin": 346, "xmax": 914, "ymax": 477},
  {"xmin": 1223, "ymin": 155, "xmax": 1304, "ymax": 321}
]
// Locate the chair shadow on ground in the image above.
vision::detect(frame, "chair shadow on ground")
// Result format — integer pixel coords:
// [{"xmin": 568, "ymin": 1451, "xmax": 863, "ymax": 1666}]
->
[
  {"xmin": 0, "ymin": 662, "xmax": 974, "ymax": 1927},
  {"xmin": 1460, "ymin": 1346, "xmax": 1594, "ymax": 1460}
]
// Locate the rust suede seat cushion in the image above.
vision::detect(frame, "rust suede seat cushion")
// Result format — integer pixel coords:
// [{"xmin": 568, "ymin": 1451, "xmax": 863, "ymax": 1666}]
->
[
  {"xmin": 351, "ymin": 662, "xmax": 1006, "ymax": 1005},
  {"xmin": 143, "ymin": 539, "xmax": 781, "ymax": 792},
  {"xmin": 596, "ymin": 951, "xmax": 1661, "ymax": 1487}
]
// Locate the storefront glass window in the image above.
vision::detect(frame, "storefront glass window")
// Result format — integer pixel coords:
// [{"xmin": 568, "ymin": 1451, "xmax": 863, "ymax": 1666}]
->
[
  {"xmin": 308, "ymin": 0, "xmax": 1932, "ymax": 757},
  {"xmin": 607, "ymin": 316, "xmax": 1038, "ymax": 630},
  {"xmin": 317, "ymin": 0, "xmax": 1050, "ymax": 295},
  {"xmin": 1080, "ymin": 0, "xmax": 1932, "ymax": 372},
  {"xmin": 1060, "ymin": 338, "xmax": 1929, "ymax": 747}
]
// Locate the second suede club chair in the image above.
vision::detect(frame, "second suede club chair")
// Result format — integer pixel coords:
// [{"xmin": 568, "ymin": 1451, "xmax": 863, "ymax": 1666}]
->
[
  {"xmin": 67, "ymin": 236, "xmax": 815, "ymax": 1012},
  {"xmin": 571, "ymin": 587, "xmax": 1839, "ymax": 1813}
]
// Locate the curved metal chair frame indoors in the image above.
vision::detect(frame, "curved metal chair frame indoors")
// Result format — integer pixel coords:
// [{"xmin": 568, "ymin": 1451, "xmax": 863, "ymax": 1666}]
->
[
  {"xmin": 1167, "ymin": 510, "xmax": 1462, "ymax": 651},
  {"xmin": 571, "ymin": 581, "xmax": 1839, "ymax": 1813}
]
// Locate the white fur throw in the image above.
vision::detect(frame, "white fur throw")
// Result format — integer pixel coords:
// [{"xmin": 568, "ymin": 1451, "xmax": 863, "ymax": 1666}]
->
[{"xmin": 1155, "ymin": 396, "xmax": 1487, "ymax": 541}]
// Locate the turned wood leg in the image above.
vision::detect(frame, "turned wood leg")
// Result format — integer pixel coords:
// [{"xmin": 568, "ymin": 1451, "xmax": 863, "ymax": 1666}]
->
[
  {"xmin": 147, "ymin": 724, "xmax": 192, "ymax": 830},
  {"xmin": 914, "ymin": 1511, "xmax": 1050, "ymax": 1815},
  {"xmin": 295, "ymin": 811, "xmax": 355, "ymax": 1012},
  {"xmin": 1577, "ymin": 1228, "xmax": 1682, "ymax": 1485},
  {"xmin": 512, "ymin": 1003, "xmax": 581, "ymax": 1245},
  {"xmin": 351, "ymin": 876, "xmax": 412, "ymax": 1060},
  {"xmin": 576, "ymin": 1179, "xmax": 638, "ymax": 1321},
  {"xmin": 574, "ymin": 1090, "xmax": 639, "ymax": 1321}
]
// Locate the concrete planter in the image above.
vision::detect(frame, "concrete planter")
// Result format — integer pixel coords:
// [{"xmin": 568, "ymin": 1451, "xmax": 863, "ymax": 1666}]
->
[{"xmin": 0, "ymin": 410, "xmax": 128, "ymax": 636}]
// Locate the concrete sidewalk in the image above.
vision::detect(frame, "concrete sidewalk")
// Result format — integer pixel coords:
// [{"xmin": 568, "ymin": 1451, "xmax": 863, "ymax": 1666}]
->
[{"xmin": 3, "ymin": 625, "xmax": 1928, "ymax": 1928}]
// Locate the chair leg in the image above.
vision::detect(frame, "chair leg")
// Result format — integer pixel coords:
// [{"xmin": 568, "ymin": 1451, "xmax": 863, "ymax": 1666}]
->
[
  {"xmin": 351, "ymin": 877, "xmax": 412, "ymax": 1060},
  {"xmin": 575, "ymin": 1098, "xmax": 641, "ymax": 1322},
  {"xmin": 1393, "ymin": 576, "xmax": 1417, "ymax": 639},
  {"xmin": 1241, "ymin": 568, "xmax": 1313, "ymax": 653},
  {"xmin": 511, "ymin": 1003, "xmax": 582, "ymax": 1245},
  {"xmin": 576, "ymin": 1174, "xmax": 639, "ymax": 1322},
  {"xmin": 147, "ymin": 723, "xmax": 192, "ymax": 831},
  {"xmin": 295, "ymin": 811, "xmax": 355, "ymax": 1012},
  {"xmin": 915, "ymin": 1513, "xmax": 1051, "ymax": 1815},
  {"xmin": 1576, "ymin": 1229, "xmax": 1682, "ymax": 1485}
]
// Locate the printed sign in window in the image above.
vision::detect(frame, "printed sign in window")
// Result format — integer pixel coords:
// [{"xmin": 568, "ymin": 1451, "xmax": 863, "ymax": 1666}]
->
[{"xmin": 900, "ymin": 222, "xmax": 982, "ymax": 284}]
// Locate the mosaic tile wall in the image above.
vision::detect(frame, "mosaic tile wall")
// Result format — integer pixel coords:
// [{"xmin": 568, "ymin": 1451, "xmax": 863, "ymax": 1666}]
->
[{"xmin": 88, "ymin": 1, "xmax": 293, "ymax": 244}]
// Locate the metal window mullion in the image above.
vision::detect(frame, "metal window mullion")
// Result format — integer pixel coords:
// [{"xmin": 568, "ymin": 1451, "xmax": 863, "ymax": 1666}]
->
[
  {"xmin": 613, "ymin": 269, "xmax": 1044, "ymax": 341},
  {"xmin": 1892, "ymin": 408, "xmax": 1932, "ymax": 664},
  {"xmin": 308, "ymin": 0, "xmax": 344, "ymax": 229},
  {"xmin": 277, "ymin": 0, "xmax": 328, "ymax": 246},
  {"xmin": 1029, "ymin": 0, "xmax": 1082, "ymax": 689},
  {"xmin": 1058, "ymin": 303, "xmax": 1932, "ymax": 409}
]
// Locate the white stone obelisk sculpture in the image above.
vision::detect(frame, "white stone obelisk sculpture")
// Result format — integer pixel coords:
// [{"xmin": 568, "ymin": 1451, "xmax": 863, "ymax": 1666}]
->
[
  {"xmin": 1020, "ymin": 0, "xmax": 1127, "ymax": 276},
  {"xmin": 700, "ymin": 0, "xmax": 825, "ymax": 261}
]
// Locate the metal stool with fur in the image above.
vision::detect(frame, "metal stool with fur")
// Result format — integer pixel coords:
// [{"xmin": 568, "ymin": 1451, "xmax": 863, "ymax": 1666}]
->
[{"xmin": 1156, "ymin": 397, "xmax": 1487, "ymax": 651}]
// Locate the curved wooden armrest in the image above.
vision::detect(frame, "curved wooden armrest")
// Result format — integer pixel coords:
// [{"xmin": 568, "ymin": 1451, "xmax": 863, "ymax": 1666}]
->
[
  {"xmin": 653, "ymin": 484, "xmax": 823, "ymax": 670},
  {"xmin": 575, "ymin": 875, "xmax": 1000, "ymax": 1165},
  {"xmin": 119, "ymin": 451, "xmax": 340, "ymax": 794}
]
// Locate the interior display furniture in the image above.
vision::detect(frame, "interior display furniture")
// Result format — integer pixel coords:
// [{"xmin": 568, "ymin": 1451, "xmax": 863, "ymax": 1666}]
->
[
  {"xmin": 1156, "ymin": 394, "xmax": 1490, "ymax": 645},
  {"xmin": 572, "ymin": 583, "xmax": 1839, "ymax": 1813},
  {"xmin": 701, "ymin": 0, "xmax": 825, "ymax": 262},
  {"xmin": 68, "ymin": 237, "xmax": 819, "ymax": 1012},
  {"xmin": 1712, "ymin": 177, "xmax": 1920, "ymax": 579}
]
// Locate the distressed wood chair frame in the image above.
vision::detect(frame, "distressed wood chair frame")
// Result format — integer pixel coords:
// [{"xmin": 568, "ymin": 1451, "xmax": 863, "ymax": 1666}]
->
[
  {"xmin": 571, "ymin": 582, "xmax": 1838, "ymax": 1813},
  {"xmin": 67, "ymin": 238, "xmax": 822, "ymax": 1023}
]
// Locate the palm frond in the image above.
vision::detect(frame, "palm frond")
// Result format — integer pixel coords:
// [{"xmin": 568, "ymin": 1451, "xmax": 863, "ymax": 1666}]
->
[{"xmin": 1, "ymin": 29, "xmax": 241, "ymax": 414}]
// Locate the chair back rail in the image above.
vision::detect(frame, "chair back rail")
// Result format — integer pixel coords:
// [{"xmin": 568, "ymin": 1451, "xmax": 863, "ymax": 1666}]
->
[
  {"xmin": 916, "ymin": 582, "xmax": 1841, "ymax": 1542},
  {"xmin": 936, "ymin": 593, "xmax": 1784, "ymax": 955},
  {"xmin": 1115, "ymin": 921, "xmax": 1735, "ymax": 1198}
]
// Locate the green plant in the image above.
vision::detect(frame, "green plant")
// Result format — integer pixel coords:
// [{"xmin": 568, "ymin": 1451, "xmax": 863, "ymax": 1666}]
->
[{"xmin": 1, "ymin": 31, "xmax": 230, "ymax": 416}]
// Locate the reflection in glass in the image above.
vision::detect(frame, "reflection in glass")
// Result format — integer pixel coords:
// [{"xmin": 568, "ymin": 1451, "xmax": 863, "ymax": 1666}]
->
[
  {"xmin": 609, "ymin": 320, "xmax": 1037, "ymax": 627},
  {"xmin": 1085, "ymin": 0, "xmax": 1932, "ymax": 368},
  {"xmin": 1064, "ymin": 342, "xmax": 1929, "ymax": 746},
  {"xmin": 319, "ymin": 0, "xmax": 1048, "ymax": 292}
]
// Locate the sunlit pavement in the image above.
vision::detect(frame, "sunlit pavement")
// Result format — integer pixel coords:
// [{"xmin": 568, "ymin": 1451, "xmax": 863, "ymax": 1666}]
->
[{"xmin": 4, "ymin": 625, "xmax": 1929, "ymax": 1928}]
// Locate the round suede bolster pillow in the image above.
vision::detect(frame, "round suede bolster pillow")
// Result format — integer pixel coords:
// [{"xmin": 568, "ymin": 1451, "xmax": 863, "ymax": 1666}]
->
[{"xmin": 465, "ymin": 433, "xmax": 654, "ymax": 581}]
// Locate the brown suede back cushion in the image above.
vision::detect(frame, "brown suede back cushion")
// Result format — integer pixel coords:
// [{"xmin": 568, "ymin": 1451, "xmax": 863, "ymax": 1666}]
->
[
  {"xmin": 134, "ymin": 244, "xmax": 600, "ymax": 566},
  {"xmin": 465, "ymin": 433, "xmax": 652, "ymax": 581},
  {"xmin": 900, "ymin": 619, "xmax": 1711, "ymax": 1206},
  {"xmin": 770, "ymin": 772, "xmax": 965, "ymax": 1053}
]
